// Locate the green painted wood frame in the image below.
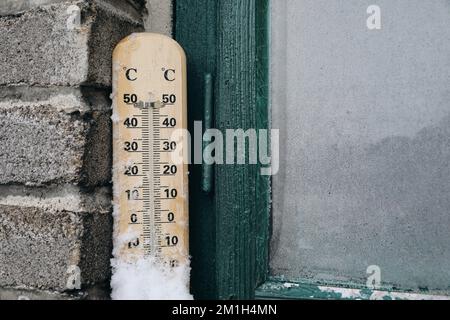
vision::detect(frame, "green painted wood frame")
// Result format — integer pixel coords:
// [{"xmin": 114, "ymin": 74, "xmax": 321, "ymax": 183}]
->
[
  {"xmin": 175, "ymin": 0, "xmax": 270, "ymax": 299},
  {"xmin": 176, "ymin": 0, "xmax": 449, "ymax": 300}
]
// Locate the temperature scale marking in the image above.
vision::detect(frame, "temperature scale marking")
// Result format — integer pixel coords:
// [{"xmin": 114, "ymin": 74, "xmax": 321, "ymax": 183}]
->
[{"xmin": 112, "ymin": 33, "xmax": 188, "ymax": 268}]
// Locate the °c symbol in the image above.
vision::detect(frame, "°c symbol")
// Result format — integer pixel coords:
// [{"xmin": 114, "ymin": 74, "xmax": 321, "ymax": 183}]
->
[
  {"xmin": 164, "ymin": 68, "xmax": 175, "ymax": 82},
  {"xmin": 126, "ymin": 68, "xmax": 137, "ymax": 81}
]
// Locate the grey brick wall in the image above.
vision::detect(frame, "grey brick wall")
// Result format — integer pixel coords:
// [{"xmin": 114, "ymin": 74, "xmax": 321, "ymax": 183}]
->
[{"xmin": 0, "ymin": 0, "xmax": 148, "ymax": 300}]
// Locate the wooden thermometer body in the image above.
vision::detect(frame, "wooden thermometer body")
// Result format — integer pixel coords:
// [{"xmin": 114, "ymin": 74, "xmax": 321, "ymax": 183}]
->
[{"xmin": 112, "ymin": 33, "xmax": 188, "ymax": 268}]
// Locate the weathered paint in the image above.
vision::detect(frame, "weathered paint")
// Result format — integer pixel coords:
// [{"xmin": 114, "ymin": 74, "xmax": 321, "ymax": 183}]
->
[
  {"xmin": 176, "ymin": 0, "xmax": 218, "ymax": 300},
  {"xmin": 255, "ymin": 0, "xmax": 271, "ymax": 292},
  {"xmin": 176, "ymin": 0, "xmax": 270, "ymax": 299},
  {"xmin": 214, "ymin": 0, "xmax": 270, "ymax": 300},
  {"xmin": 256, "ymin": 279, "xmax": 450, "ymax": 300},
  {"xmin": 201, "ymin": 73, "xmax": 214, "ymax": 194}
]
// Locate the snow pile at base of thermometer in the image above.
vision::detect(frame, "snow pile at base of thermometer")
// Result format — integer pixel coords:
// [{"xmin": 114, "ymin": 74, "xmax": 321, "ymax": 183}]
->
[
  {"xmin": 110, "ymin": 257, "xmax": 193, "ymax": 300},
  {"xmin": 110, "ymin": 202, "xmax": 193, "ymax": 300}
]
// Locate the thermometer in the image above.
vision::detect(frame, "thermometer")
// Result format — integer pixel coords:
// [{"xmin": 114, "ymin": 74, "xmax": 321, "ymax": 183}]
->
[{"xmin": 112, "ymin": 33, "xmax": 189, "ymax": 269}]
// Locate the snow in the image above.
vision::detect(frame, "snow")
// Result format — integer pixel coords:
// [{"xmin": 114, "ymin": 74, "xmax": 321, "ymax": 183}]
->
[
  {"xmin": 110, "ymin": 111, "xmax": 120, "ymax": 124},
  {"xmin": 110, "ymin": 257, "xmax": 193, "ymax": 300},
  {"xmin": 282, "ymin": 282, "xmax": 299, "ymax": 289},
  {"xmin": 110, "ymin": 203, "xmax": 193, "ymax": 300}
]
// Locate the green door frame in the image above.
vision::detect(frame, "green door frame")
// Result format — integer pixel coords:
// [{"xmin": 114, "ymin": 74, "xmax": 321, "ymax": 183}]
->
[
  {"xmin": 176, "ymin": 0, "xmax": 270, "ymax": 299},
  {"xmin": 175, "ymin": 0, "xmax": 449, "ymax": 301}
]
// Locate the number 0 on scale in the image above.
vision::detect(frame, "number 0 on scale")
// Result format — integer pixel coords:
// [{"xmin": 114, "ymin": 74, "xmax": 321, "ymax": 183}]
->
[{"xmin": 112, "ymin": 33, "xmax": 189, "ymax": 268}]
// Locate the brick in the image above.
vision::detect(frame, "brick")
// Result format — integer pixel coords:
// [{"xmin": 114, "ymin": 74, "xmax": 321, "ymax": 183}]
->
[
  {"xmin": 0, "ymin": 204, "xmax": 112, "ymax": 292},
  {"xmin": 0, "ymin": 0, "xmax": 144, "ymax": 87},
  {"xmin": 0, "ymin": 1, "xmax": 146, "ymax": 17},
  {"xmin": 0, "ymin": 0, "xmax": 72, "ymax": 16},
  {"xmin": 0, "ymin": 185, "xmax": 112, "ymax": 213},
  {"xmin": 0, "ymin": 285, "xmax": 110, "ymax": 300},
  {"xmin": 0, "ymin": 87, "xmax": 111, "ymax": 186},
  {"xmin": 0, "ymin": 287, "xmax": 75, "ymax": 300}
]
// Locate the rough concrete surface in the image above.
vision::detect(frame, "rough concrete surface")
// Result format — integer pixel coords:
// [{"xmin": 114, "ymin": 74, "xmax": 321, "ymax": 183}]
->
[
  {"xmin": 0, "ymin": 0, "xmax": 146, "ymax": 17},
  {"xmin": 0, "ymin": 185, "xmax": 112, "ymax": 213},
  {"xmin": 0, "ymin": 205, "xmax": 113, "ymax": 292},
  {"xmin": 0, "ymin": 0, "xmax": 154, "ymax": 300},
  {"xmin": 0, "ymin": 0, "xmax": 143, "ymax": 87},
  {"xmin": 144, "ymin": 0, "xmax": 173, "ymax": 36},
  {"xmin": 0, "ymin": 89, "xmax": 112, "ymax": 186},
  {"xmin": 0, "ymin": 285, "xmax": 110, "ymax": 300}
]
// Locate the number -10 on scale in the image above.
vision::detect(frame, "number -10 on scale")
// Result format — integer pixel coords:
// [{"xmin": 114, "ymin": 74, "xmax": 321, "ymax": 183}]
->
[{"xmin": 112, "ymin": 33, "xmax": 189, "ymax": 268}]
